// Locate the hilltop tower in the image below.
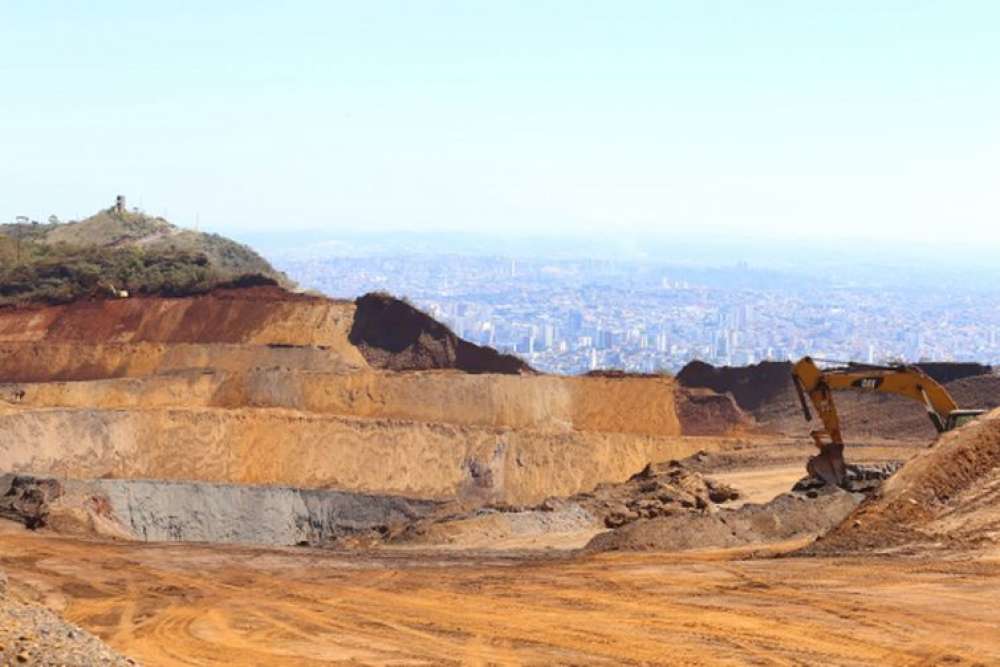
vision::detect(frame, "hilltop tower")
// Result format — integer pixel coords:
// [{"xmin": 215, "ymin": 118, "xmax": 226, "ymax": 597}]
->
[{"xmin": 115, "ymin": 195, "xmax": 126, "ymax": 215}]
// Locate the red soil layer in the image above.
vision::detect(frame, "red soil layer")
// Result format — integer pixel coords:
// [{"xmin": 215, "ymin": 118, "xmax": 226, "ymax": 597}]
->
[{"xmin": 0, "ymin": 287, "xmax": 336, "ymax": 345}]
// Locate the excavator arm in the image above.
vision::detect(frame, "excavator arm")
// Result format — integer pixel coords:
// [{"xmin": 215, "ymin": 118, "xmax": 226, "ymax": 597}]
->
[{"xmin": 791, "ymin": 356, "xmax": 982, "ymax": 486}]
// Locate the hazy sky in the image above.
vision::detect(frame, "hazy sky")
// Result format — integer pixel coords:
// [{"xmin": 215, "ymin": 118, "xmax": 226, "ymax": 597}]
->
[{"xmin": 2, "ymin": 2, "xmax": 998, "ymax": 246}]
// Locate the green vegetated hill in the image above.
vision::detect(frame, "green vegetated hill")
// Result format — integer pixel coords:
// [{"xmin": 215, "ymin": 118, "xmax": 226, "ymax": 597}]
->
[{"xmin": 0, "ymin": 206, "xmax": 292, "ymax": 305}]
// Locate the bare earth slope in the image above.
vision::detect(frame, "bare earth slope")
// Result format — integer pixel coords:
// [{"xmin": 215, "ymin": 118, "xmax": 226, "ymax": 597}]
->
[
  {"xmin": 0, "ymin": 288, "xmax": 748, "ymax": 509},
  {"xmin": 809, "ymin": 406, "xmax": 1000, "ymax": 554}
]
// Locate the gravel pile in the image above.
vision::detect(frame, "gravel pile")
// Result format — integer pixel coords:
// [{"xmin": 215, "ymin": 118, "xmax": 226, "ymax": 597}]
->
[{"xmin": 0, "ymin": 571, "xmax": 137, "ymax": 666}]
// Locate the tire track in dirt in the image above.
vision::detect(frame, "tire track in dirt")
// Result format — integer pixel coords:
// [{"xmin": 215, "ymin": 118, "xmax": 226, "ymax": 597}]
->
[{"xmin": 3, "ymin": 530, "xmax": 1000, "ymax": 665}]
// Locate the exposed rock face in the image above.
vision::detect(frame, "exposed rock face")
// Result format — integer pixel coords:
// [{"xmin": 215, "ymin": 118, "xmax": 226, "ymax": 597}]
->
[
  {"xmin": 350, "ymin": 292, "xmax": 532, "ymax": 373},
  {"xmin": 0, "ymin": 474, "xmax": 63, "ymax": 528},
  {"xmin": 0, "ymin": 408, "xmax": 701, "ymax": 506},
  {"xmin": 83, "ymin": 479, "xmax": 440, "ymax": 546}
]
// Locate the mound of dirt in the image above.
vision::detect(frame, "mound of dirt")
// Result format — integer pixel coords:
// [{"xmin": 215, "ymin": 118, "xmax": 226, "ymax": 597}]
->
[
  {"xmin": 945, "ymin": 374, "xmax": 1000, "ymax": 411},
  {"xmin": 0, "ymin": 286, "xmax": 349, "ymax": 346},
  {"xmin": 582, "ymin": 454, "xmax": 908, "ymax": 553},
  {"xmin": 678, "ymin": 359, "xmax": 998, "ymax": 443},
  {"xmin": 914, "ymin": 362, "xmax": 993, "ymax": 385},
  {"xmin": 569, "ymin": 459, "xmax": 741, "ymax": 529},
  {"xmin": 764, "ymin": 372, "xmax": 1000, "ymax": 442},
  {"xmin": 679, "ymin": 360, "xmax": 994, "ymax": 428},
  {"xmin": 677, "ymin": 360, "xmax": 794, "ymax": 414},
  {"xmin": 674, "ymin": 387, "xmax": 754, "ymax": 436},
  {"xmin": 586, "ymin": 485, "xmax": 860, "ymax": 553},
  {"xmin": 393, "ymin": 456, "xmax": 741, "ymax": 547},
  {"xmin": 804, "ymin": 408, "xmax": 1000, "ymax": 555},
  {"xmin": 350, "ymin": 292, "xmax": 533, "ymax": 373}
]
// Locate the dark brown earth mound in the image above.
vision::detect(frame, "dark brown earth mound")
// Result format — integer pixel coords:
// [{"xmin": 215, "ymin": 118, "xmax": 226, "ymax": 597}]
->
[
  {"xmin": 677, "ymin": 360, "xmax": 794, "ymax": 414},
  {"xmin": 764, "ymin": 373, "xmax": 1000, "ymax": 442},
  {"xmin": 803, "ymin": 408, "xmax": 1000, "ymax": 555},
  {"xmin": 350, "ymin": 292, "xmax": 533, "ymax": 374},
  {"xmin": 679, "ymin": 360, "xmax": 992, "ymax": 415},
  {"xmin": 945, "ymin": 374, "xmax": 1000, "ymax": 411},
  {"xmin": 914, "ymin": 362, "xmax": 993, "ymax": 385},
  {"xmin": 674, "ymin": 388, "xmax": 753, "ymax": 436},
  {"xmin": 680, "ymin": 360, "xmax": 998, "ymax": 442},
  {"xmin": 583, "ymin": 370, "xmax": 660, "ymax": 378}
]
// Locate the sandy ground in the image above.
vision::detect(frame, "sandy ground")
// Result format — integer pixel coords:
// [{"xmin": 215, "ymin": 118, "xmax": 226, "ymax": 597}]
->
[
  {"xmin": 1, "ymin": 436, "xmax": 963, "ymax": 666},
  {"xmin": 2, "ymin": 527, "xmax": 999, "ymax": 666}
]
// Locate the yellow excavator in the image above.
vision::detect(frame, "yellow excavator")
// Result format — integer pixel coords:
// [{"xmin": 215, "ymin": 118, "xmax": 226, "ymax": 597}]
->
[{"xmin": 791, "ymin": 356, "xmax": 985, "ymax": 486}]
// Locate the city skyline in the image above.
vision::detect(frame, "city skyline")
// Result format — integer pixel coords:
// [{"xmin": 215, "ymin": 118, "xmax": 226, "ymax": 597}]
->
[{"xmin": 277, "ymin": 252, "xmax": 1000, "ymax": 375}]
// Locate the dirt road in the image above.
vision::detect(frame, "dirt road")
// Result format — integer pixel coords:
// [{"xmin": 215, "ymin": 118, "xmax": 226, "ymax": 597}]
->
[{"xmin": 2, "ymin": 527, "xmax": 999, "ymax": 666}]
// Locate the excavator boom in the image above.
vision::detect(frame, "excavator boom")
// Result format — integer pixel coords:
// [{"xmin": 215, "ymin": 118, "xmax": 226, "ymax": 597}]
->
[{"xmin": 791, "ymin": 356, "xmax": 985, "ymax": 486}]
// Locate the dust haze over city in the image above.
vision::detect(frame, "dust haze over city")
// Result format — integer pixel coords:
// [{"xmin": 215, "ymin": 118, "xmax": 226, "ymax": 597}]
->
[{"xmin": 3, "ymin": 3, "xmax": 1000, "ymax": 666}]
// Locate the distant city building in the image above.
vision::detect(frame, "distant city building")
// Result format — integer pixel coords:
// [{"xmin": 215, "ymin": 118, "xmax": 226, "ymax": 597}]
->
[{"xmin": 275, "ymin": 252, "xmax": 1000, "ymax": 374}]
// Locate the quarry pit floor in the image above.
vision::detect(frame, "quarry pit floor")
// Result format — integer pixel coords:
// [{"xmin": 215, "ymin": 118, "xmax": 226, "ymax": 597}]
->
[
  {"xmin": 5, "ymin": 437, "xmax": 998, "ymax": 665},
  {"xmin": 3, "ymin": 527, "xmax": 1000, "ymax": 666}
]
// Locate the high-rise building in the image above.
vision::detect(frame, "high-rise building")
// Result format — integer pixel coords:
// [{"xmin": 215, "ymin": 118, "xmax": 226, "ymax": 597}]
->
[
  {"xmin": 567, "ymin": 310, "xmax": 584, "ymax": 333},
  {"xmin": 544, "ymin": 324, "xmax": 556, "ymax": 349}
]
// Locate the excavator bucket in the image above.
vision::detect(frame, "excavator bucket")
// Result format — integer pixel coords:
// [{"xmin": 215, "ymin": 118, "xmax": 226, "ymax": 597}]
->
[{"xmin": 806, "ymin": 441, "xmax": 847, "ymax": 487}]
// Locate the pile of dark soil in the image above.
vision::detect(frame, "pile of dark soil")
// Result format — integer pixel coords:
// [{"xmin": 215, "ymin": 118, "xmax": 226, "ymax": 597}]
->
[
  {"xmin": 0, "ymin": 474, "xmax": 63, "ymax": 529},
  {"xmin": 676, "ymin": 360, "xmax": 794, "ymax": 414},
  {"xmin": 914, "ymin": 362, "xmax": 993, "ymax": 385},
  {"xmin": 583, "ymin": 370, "xmax": 661, "ymax": 378},
  {"xmin": 945, "ymin": 374, "xmax": 1000, "ymax": 411},
  {"xmin": 350, "ymin": 292, "xmax": 533, "ymax": 374},
  {"xmin": 679, "ymin": 360, "xmax": 998, "ymax": 442},
  {"xmin": 674, "ymin": 388, "xmax": 753, "ymax": 436}
]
